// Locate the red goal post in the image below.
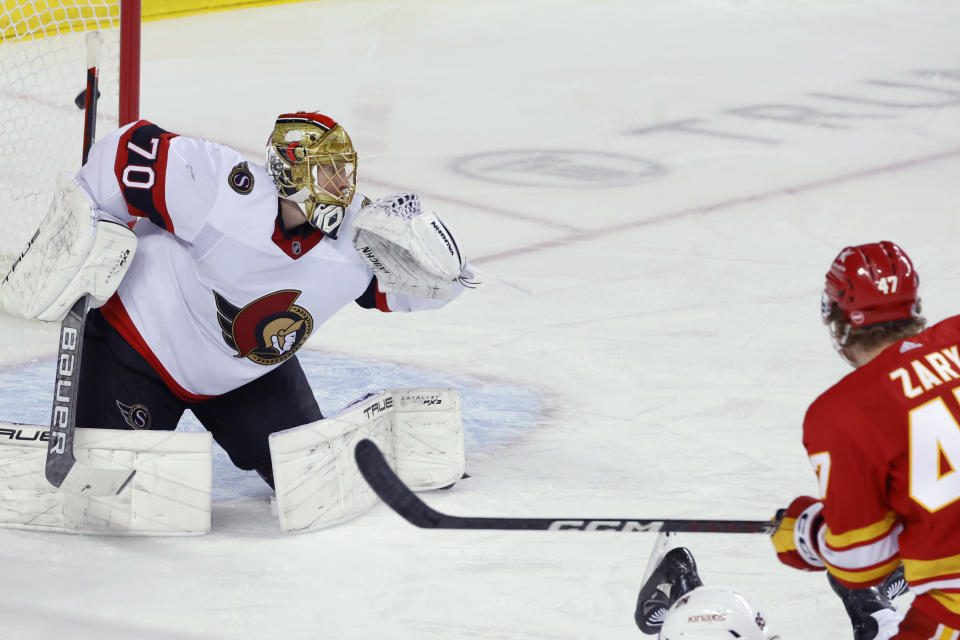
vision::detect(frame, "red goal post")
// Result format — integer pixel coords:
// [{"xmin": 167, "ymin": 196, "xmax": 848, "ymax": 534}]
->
[{"xmin": 0, "ymin": 0, "xmax": 140, "ymax": 265}]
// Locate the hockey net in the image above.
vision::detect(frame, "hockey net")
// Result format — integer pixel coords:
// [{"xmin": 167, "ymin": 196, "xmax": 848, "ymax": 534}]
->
[{"xmin": 0, "ymin": 0, "xmax": 139, "ymax": 268}]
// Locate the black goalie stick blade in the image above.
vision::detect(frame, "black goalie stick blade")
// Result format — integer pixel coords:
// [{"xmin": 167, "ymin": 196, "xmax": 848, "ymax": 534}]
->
[
  {"xmin": 43, "ymin": 32, "xmax": 136, "ymax": 497},
  {"xmin": 354, "ymin": 439, "xmax": 780, "ymax": 534},
  {"xmin": 50, "ymin": 457, "xmax": 137, "ymax": 496},
  {"xmin": 45, "ymin": 297, "xmax": 136, "ymax": 496}
]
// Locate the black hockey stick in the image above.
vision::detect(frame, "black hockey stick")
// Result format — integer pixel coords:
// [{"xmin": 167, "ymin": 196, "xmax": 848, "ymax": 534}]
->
[
  {"xmin": 45, "ymin": 31, "xmax": 135, "ymax": 496},
  {"xmin": 354, "ymin": 439, "xmax": 781, "ymax": 534}
]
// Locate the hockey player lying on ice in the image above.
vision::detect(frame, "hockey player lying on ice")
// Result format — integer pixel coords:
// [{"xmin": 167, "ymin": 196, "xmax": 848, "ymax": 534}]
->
[
  {"xmin": 635, "ymin": 533, "xmax": 907, "ymax": 639},
  {"xmin": 1, "ymin": 111, "xmax": 477, "ymax": 489},
  {"xmin": 771, "ymin": 241, "xmax": 960, "ymax": 639}
]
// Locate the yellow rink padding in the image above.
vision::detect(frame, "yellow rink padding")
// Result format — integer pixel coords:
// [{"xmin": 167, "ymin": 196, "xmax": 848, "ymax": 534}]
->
[
  {"xmin": 2, "ymin": 0, "xmax": 311, "ymax": 42},
  {"xmin": 142, "ymin": 0, "xmax": 314, "ymax": 21},
  {"xmin": 1, "ymin": 0, "xmax": 118, "ymax": 42}
]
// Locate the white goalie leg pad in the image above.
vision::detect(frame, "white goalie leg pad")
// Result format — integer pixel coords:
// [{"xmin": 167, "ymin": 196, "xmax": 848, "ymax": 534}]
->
[
  {"xmin": 392, "ymin": 388, "xmax": 465, "ymax": 491},
  {"xmin": 352, "ymin": 193, "xmax": 466, "ymax": 300},
  {"xmin": 0, "ymin": 173, "xmax": 137, "ymax": 322},
  {"xmin": 269, "ymin": 387, "xmax": 465, "ymax": 532},
  {"xmin": 0, "ymin": 424, "xmax": 212, "ymax": 535},
  {"xmin": 269, "ymin": 393, "xmax": 396, "ymax": 533}
]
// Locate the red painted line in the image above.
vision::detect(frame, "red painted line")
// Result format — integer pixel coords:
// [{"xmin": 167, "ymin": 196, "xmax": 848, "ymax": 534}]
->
[
  {"xmin": 361, "ymin": 176, "xmax": 582, "ymax": 233},
  {"xmin": 473, "ymin": 147, "xmax": 960, "ymax": 264},
  {"xmin": 228, "ymin": 140, "xmax": 581, "ymax": 233},
  {"xmin": 227, "ymin": 137, "xmax": 960, "ymax": 265}
]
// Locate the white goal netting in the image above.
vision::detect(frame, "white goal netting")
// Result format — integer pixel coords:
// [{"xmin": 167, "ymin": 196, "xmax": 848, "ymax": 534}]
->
[{"xmin": 0, "ymin": 0, "xmax": 124, "ymax": 269}]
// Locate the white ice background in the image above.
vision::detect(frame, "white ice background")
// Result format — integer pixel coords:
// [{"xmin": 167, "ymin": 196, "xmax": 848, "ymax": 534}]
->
[{"xmin": 1, "ymin": 0, "xmax": 959, "ymax": 638}]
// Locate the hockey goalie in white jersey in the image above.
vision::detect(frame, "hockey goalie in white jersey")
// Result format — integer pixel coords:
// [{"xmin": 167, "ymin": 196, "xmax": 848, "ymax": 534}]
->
[{"xmin": 1, "ymin": 111, "xmax": 476, "ymax": 492}]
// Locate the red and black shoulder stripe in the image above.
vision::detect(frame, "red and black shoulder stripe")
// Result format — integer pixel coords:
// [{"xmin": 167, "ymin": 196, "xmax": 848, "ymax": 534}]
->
[{"xmin": 113, "ymin": 120, "xmax": 179, "ymax": 232}]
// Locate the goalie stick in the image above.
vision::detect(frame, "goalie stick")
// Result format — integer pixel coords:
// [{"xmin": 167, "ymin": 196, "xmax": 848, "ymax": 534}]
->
[
  {"xmin": 45, "ymin": 31, "xmax": 136, "ymax": 496},
  {"xmin": 354, "ymin": 439, "xmax": 781, "ymax": 534}
]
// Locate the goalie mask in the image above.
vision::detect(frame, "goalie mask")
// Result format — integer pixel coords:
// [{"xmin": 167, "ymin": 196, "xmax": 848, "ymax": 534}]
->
[
  {"xmin": 659, "ymin": 586, "xmax": 778, "ymax": 640},
  {"xmin": 265, "ymin": 111, "xmax": 357, "ymax": 237}
]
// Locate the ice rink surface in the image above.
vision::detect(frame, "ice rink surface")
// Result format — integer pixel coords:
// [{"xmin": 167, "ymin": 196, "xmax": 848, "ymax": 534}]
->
[{"xmin": 1, "ymin": 0, "xmax": 959, "ymax": 637}]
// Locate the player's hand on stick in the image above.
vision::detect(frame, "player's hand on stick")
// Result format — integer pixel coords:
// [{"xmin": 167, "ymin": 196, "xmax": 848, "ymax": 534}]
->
[{"xmin": 770, "ymin": 496, "xmax": 826, "ymax": 571}]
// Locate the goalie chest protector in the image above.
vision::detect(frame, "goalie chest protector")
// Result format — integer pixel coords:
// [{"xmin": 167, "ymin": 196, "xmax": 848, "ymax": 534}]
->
[{"xmin": 76, "ymin": 120, "xmax": 374, "ymax": 399}]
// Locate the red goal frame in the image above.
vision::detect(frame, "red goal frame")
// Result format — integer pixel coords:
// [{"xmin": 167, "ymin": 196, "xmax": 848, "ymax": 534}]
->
[{"xmin": 119, "ymin": 0, "xmax": 140, "ymax": 125}]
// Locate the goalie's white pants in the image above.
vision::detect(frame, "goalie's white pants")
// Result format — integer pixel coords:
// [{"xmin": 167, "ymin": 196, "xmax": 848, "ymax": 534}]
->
[
  {"xmin": 270, "ymin": 387, "xmax": 465, "ymax": 532},
  {"xmin": 0, "ymin": 425, "xmax": 212, "ymax": 535}
]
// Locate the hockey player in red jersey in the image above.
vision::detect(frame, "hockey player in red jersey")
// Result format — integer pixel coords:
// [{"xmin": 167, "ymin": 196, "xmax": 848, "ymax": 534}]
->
[
  {"xmin": 23, "ymin": 112, "xmax": 476, "ymax": 487},
  {"xmin": 771, "ymin": 241, "xmax": 960, "ymax": 639}
]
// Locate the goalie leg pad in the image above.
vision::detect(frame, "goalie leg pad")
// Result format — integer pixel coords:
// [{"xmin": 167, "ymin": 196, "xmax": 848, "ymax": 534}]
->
[
  {"xmin": 0, "ymin": 173, "xmax": 137, "ymax": 322},
  {"xmin": 392, "ymin": 388, "xmax": 465, "ymax": 491},
  {"xmin": 269, "ymin": 387, "xmax": 465, "ymax": 532},
  {"xmin": 268, "ymin": 398, "xmax": 396, "ymax": 533},
  {"xmin": 0, "ymin": 424, "xmax": 212, "ymax": 535}
]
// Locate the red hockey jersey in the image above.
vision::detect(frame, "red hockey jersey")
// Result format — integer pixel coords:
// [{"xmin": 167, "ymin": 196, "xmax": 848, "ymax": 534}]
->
[
  {"xmin": 74, "ymin": 120, "xmax": 464, "ymax": 399},
  {"xmin": 804, "ymin": 315, "xmax": 960, "ymax": 627}
]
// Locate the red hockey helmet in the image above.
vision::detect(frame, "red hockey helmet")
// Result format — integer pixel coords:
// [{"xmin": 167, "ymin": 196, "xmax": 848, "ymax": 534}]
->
[{"xmin": 822, "ymin": 241, "xmax": 920, "ymax": 328}]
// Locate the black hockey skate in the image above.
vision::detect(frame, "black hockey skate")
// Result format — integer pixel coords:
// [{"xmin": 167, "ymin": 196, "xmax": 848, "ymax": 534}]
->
[
  {"xmin": 635, "ymin": 546, "xmax": 704, "ymax": 634},
  {"xmin": 828, "ymin": 565, "xmax": 907, "ymax": 640},
  {"xmin": 879, "ymin": 565, "xmax": 908, "ymax": 601}
]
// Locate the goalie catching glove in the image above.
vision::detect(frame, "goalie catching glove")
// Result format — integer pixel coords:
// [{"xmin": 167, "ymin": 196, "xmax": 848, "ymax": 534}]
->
[
  {"xmin": 0, "ymin": 173, "xmax": 137, "ymax": 321},
  {"xmin": 352, "ymin": 193, "xmax": 477, "ymax": 300}
]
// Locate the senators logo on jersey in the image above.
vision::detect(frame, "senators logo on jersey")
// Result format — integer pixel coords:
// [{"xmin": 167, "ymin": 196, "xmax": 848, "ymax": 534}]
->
[
  {"xmin": 215, "ymin": 290, "xmax": 314, "ymax": 365},
  {"xmin": 228, "ymin": 161, "xmax": 255, "ymax": 195},
  {"xmin": 116, "ymin": 400, "xmax": 152, "ymax": 430}
]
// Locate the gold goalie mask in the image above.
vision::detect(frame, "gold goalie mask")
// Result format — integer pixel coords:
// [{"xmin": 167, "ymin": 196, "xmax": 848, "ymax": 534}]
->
[{"xmin": 265, "ymin": 111, "xmax": 357, "ymax": 237}]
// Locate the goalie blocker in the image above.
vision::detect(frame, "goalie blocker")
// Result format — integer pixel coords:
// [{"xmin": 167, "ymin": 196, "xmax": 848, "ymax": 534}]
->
[{"xmin": 0, "ymin": 173, "xmax": 137, "ymax": 322}]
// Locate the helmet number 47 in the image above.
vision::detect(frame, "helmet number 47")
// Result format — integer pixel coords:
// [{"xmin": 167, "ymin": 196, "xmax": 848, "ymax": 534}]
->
[{"xmin": 877, "ymin": 275, "xmax": 899, "ymax": 294}]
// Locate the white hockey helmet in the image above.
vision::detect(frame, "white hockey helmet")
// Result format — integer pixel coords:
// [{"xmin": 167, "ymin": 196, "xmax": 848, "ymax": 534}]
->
[
  {"xmin": 265, "ymin": 111, "xmax": 357, "ymax": 237},
  {"xmin": 659, "ymin": 585, "xmax": 778, "ymax": 640}
]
